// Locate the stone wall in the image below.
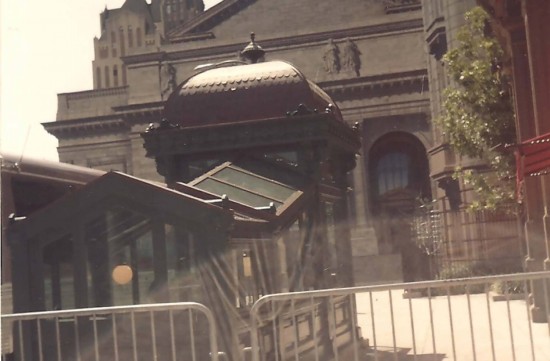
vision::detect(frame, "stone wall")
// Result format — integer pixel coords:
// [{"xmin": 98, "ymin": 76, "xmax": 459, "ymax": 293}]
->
[{"xmin": 56, "ymin": 87, "xmax": 128, "ymax": 120}]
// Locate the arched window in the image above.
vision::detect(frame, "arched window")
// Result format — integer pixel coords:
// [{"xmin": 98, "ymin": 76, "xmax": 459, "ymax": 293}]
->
[
  {"xmin": 369, "ymin": 132, "xmax": 431, "ymax": 203},
  {"xmin": 376, "ymin": 152, "xmax": 410, "ymax": 195}
]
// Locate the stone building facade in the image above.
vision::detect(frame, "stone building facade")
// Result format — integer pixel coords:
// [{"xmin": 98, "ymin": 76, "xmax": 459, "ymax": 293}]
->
[
  {"xmin": 422, "ymin": 0, "xmax": 523, "ymax": 274},
  {"xmin": 92, "ymin": 0, "xmax": 205, "ymax": 90},
  {"xmin": 44, "ymin": 0, "xmax": 523, "ymax": 284},
  {"xmin": 476, "ymin": 0, "xmax": 550, "ymax": 322}
]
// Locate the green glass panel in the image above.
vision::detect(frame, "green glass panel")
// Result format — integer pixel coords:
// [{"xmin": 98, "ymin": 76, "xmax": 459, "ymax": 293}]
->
[
  {"xmin": 43, "ymin": 237, "xmax": 75, "ymax": 310},
  {"xmin": 196, "ymin": 178, "xmax": 282, "ymax": 208},
  {"xmin": 214, "ymin": 167, "xmax": 295, "ymax": 202}
]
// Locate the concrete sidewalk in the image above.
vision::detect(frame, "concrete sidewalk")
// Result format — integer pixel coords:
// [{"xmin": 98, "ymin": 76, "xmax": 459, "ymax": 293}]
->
[{"xmin": 355, "ymin": 290, "xmax": 550, "ymax": 361}]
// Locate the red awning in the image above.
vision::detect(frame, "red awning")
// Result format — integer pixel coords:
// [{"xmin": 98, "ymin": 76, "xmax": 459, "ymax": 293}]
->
[
  {"xmin": 516, "ymin": 132, "xmax": 550, "ymax": 177},
  {"xmin": 513, "ymin": 132, "xmax": 550, "ymax": 202}
]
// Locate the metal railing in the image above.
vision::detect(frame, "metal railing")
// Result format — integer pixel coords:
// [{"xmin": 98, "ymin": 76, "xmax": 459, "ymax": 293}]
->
[
  {"xmin": 3, "ymin": 273, "xmax": 549, "ymax": 361},
  {"xmin": 250, "ymin": 271, "xmax": 550, "ymax": 361},
  {"xmin": 1, "ymin": 302, "xmax": 219, "ymax": 361}
]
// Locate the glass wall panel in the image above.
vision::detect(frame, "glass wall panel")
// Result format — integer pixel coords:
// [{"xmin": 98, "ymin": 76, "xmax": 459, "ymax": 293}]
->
[
  {"xmin": 196, "ymin": 178, "xmax": 282, "ymax": 208},
  {"xmin": 105, "ymin": 207, "xmax": 155, "ymax": 306},
  {"xmin": 214, "ymin": 167, "xmax": 295, "ymax": 201},
  {"xmin": 42, "ymin": 237, "xmax": 74, "ymax": 310},
  {"xmin": 136, "ymin": 231, "xmax": 155, "ymax": 303}
]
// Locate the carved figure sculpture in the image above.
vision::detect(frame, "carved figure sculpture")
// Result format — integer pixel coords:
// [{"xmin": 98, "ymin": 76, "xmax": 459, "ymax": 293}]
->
[
  {"xmin": 161, "ymin": 63, "xmax": 178, "ymax": 98},
  {"xmin": 342, "ymin": 38, "xmax": 361, "ymax": 77},
  {"xmin": 323, "ymin": 39, "xmax": 340, "ymax": 74}
]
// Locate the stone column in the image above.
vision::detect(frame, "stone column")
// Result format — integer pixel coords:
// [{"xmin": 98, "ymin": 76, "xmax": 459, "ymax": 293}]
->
[{"xmin": 350, "ymin": 123, "xmax": 379, "ymax": 256}]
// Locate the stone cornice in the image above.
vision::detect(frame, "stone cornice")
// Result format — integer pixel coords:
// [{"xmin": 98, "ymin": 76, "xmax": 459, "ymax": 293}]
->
[
  {"xmin": 113, "ymin": 101, "xmax": 165, "ymax": 124},
  {"xmin": 44, "ymin": 101, "xmax": 167, "ymax": 139},
  {"xmin": 43, "ymin": 116, "xmax": 128, "ymax": 139},
  {"xmin": 171, "ymin": 32, "xmax": 215, "ymax": 43},
  {"xmin": 122, "ymin": 19, "xmax": 423, "ymax": 65},
  {"xmin": 319, "ymin": 69, "xmax": 428, "ymax": 97},
  {"xmin": 45, "ymin": 69, "xmax": 428, "ymax": 140},
  {"xmin": 112, "ymin": 101, "xmax": 165, "ymax": 112},
  {"xmin": 58, "ymin": 86, "xmax": 128, "ymax": 100}
]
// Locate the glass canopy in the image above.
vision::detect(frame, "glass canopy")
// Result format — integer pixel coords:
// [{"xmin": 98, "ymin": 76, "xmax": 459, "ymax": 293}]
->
[{"xmin": 190, "ymin": 162, "xmax": 303, "ymax": 210}]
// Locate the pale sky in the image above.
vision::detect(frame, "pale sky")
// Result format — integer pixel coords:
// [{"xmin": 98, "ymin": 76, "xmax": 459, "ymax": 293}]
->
[{"xmin": 0, "ymin": 0, "xmax": 222, "ymax": 161}]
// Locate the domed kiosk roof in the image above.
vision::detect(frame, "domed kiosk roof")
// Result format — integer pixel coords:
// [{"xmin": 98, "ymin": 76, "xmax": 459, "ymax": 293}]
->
[{"xmin": 164, "ymin": 60, "xmax": 343, "ymax": 126}]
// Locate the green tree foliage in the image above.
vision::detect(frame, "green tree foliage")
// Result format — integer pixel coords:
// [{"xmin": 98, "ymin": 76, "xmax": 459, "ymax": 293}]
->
[{"xmin": 438, "ymin": 7, "xmax": 516, "ymax": 210}]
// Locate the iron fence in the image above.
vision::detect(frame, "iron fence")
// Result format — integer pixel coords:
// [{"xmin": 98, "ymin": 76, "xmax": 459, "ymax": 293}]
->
[{"xmin": 411, "ymin": 204, "xmax": 524, "ymax": 278}]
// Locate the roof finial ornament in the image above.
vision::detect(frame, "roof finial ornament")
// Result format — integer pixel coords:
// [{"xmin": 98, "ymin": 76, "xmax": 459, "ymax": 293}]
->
[{"xmin": 241, "ymin": 32, "xmax": 265, "ymax": 64}]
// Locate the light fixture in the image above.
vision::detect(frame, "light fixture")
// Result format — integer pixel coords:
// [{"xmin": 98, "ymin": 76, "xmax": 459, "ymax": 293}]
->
[{"xmin": 112, "ymin": 264, "xmax": 133, "ymax": 285}]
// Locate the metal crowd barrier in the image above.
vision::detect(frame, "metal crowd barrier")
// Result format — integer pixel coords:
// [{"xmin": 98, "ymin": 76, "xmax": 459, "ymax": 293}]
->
[
  {"xmin": 3, "ymin": 273, "xmax": 549, "ymax": 361},
  {"xmin": 1, "ymin": 302, "xmax": 219, "ymax": 361},
  {"xmin": 250, "ymin": 271, "xmax": 550, "ymax": 361}
]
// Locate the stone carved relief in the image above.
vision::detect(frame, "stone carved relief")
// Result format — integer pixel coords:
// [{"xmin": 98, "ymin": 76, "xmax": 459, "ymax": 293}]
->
[
  {"xmin": 322, "ymin": 38, "xmax": 340, "ymax": 74},
  {"xmin": 161, "ymin": 63, "xmax": 178, "ymax": 98},
  {"xmin": 342, "ymin": 38, "xmax": 362, "ymax": 77}
]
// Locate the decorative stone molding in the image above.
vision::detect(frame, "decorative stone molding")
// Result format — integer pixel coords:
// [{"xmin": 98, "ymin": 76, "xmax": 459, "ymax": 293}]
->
[
  {"xmin": 318, "ymin": 69, "xmax": 428, "ymax": 98},
  {"xmin": 124, "ymin": 19, "xmax": 423, "ymax": 66},
  {"xmin": 61, "ymin": 86, "xmax": 128, "ymax": 101},
  {"xmin": 43, "ymin": 117, "xmax": 128, "ymax": 139}
]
